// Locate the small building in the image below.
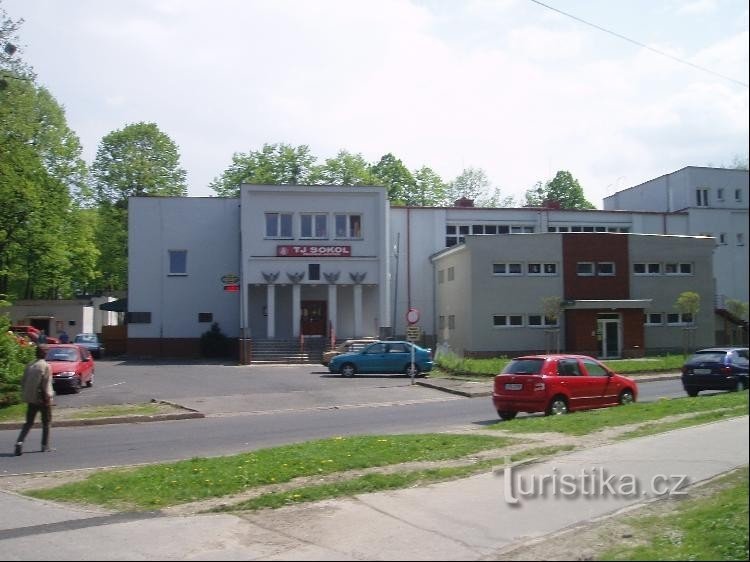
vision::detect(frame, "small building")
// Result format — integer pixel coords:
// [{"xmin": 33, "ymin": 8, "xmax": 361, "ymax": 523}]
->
[{"xmin": 6, "ymin": 297, "xmax": 120, "ymax": 340}]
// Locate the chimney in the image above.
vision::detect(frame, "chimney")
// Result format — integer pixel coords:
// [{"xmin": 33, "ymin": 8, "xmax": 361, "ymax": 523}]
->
[{"xmin": 454, "ymin": 197, "xmax": 474, "ymax": 207}]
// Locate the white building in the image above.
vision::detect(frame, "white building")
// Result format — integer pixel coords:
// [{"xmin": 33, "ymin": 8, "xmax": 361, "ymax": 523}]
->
[{"xmin": 126, "ymin": 167, "xmax": 748, "ymax": 360}]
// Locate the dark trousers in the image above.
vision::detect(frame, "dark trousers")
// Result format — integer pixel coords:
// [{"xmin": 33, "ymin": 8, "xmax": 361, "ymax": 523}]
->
[{"xmin": 16, "ymin": 403, "xmax": 51, "ymax": 448}]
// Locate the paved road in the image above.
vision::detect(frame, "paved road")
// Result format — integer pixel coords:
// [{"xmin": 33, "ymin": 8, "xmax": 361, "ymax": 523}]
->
[{"xmin": 0, "ymin": 416, "xmax": 746, "ymax": 560}]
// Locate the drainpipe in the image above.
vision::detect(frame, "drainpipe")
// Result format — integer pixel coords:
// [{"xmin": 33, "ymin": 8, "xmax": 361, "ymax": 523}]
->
[{"xmin": 407, "ymin": 207, "xmax": 412, "ymax": 309}]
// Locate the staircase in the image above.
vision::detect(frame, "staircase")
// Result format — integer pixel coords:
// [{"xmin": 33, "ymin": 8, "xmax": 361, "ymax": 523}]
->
[{"xmin": 250, "ymin": 337, "xmax": 329, "ymax": 364}]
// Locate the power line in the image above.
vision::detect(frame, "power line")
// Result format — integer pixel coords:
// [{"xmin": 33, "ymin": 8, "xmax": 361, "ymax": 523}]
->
[{"xmin": 528, "ymin": 0, "xmax": 749, "ymax": 88}]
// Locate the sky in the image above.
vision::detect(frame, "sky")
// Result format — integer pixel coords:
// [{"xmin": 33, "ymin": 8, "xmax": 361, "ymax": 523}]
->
[{"xmin": 4, "ymin": 0, "xmax": 749, "ymax": 207}]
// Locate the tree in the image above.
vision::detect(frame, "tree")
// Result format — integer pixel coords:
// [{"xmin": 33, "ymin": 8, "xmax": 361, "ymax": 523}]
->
[
  {"xmin": 210, "ymin": 143, "xmax": 317, "ymax": 197},
  {"xmin": 370, "ymin": 153, "xmax": 416, "ymax": 205},
  {"xmin": 445, "ymin": 167, "xmax": 489, "ymax": 205},
  {"xmin": 524, "ymin": 171, "xmax": 595, "ymax": 209},
  {"xmin": 92, "ymin": 122, "xmax": 187, "ymax": 208},
  {"xmin": 411, "ymin": 166, "xmax": 447, "ymax": 206},
  {"xmin": 541, "ymin": 296, "xmax": 563, "ymax": 353},
  {"xmin": 725, "ymin": 299, "xmax": 748, "ymax": 345},
  {"xmin": 675, "ymin": 291, "xmax": 700, "ymax": 355},
  {"xmin": 476, "ymin": 187, "xmax": 517, "ymax": 208},
  {"xmin": 0, "ymin": 3, "xmax": 34, "ymax": 87},
  {"xmin": 314, "ymin": 150, "xmax": 378, "ymax": 186}
]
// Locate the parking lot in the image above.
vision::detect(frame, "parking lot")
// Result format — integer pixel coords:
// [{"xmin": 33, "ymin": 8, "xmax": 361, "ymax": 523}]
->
[{"xmin": 51, "ymin": 359, "xmax": 461, "ymax": 416}]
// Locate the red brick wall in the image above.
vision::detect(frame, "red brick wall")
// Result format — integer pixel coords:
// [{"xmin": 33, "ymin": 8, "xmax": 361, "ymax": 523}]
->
[{"xmin": 563, "ymin": 233, "xmax": 629, "ymax": 300}]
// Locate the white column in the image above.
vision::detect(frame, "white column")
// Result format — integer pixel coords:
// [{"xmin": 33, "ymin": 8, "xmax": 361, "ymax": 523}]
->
[
  {"xmin": 266, "ymin": 284, "xmax": 275, "ymax": 339},
  {"xmin": 353, "ymin": 284, "xmax": 363, "ymax": 337},
  {"xmin": 292, "ymin": 284, "xmax": 301, "ymax": 338},
  {"xmin": 328, "ymin": 284, "xmax": 338, "ymax": 339}
]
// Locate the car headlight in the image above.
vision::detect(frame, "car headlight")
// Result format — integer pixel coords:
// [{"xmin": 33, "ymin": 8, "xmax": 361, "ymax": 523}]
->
[{"xmin": 56, "ymin": 371, "xmax": 76, "ymax": 378}]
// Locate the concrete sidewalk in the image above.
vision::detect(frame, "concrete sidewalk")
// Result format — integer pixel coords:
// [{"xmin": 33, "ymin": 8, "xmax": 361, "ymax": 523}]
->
[{"xmin": 0, "ymin": 416, "xmax": 746, "ymax": 561}]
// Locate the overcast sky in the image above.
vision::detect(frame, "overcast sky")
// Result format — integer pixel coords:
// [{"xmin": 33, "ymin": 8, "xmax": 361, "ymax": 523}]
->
[{"xmin": 5, "ymin": 0, "xmax": 749, "ymax": 207}]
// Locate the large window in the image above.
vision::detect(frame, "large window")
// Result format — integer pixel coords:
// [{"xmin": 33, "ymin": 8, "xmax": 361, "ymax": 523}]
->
[
  {"xmin": 168, "ymin": 250, "xmax": 187, "ymax": 275},
  {"xmin": 335, "ymin": 214, "xmax": 362, "ymax": 238},
  {"xmin": 493, "ymin": 263, "xmax": 522, "ymax": 276},
  {"xmin": 301, "ymin": 213, "xmax": 328, "ymax": 238},
  {"xmin": 265, "ymin": 212, "xmax": 293, "ymax": 238},
  {"xmin": 493, "ymin": 315, "xmax": 523, "ymax": 327}
]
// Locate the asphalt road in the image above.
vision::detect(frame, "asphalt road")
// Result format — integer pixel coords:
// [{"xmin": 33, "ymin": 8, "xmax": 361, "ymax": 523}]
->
[{"xmin": 1, "ymin": 360, "xmax": 687, "ymax": 476}]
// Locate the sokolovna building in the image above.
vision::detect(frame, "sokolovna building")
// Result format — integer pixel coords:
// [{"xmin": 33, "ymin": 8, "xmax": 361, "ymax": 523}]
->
[{"xmin": 126, "ymin": 166, "xmax": 748, "ymax": 361}]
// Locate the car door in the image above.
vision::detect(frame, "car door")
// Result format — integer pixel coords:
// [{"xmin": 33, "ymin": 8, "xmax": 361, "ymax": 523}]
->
[
  {"xmin": 385, "ymin": 342, "xmax": 410, "ymax": 372},
  {"xmin": 79, "ymin": 347, "xmax": 94, "ymax": 384},
  {"xmin": 580, "ymin": 358, "xmax": 614, "ymax": 407},
  {"xmin": 359, "ymin": 342, "xmax": 388, "ymax": 373},
  {"xmin": 555, "ymin": 358, "xmax": 589, "ymax": 410}
]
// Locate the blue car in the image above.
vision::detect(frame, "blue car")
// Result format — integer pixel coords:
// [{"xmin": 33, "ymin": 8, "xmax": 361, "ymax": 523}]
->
[
  {"xmin": 328, "ymin": 340, "xmax": 433, "ymax": 377},
  {"xmin": 681, "ymin": 347, "xmax": 748, "ymax": 396}
]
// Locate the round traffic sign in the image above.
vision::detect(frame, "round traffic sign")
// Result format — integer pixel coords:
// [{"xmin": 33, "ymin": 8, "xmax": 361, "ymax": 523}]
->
[{"xmin": 406, "ymin": 307, "xmax": 420, "ymax": 325}]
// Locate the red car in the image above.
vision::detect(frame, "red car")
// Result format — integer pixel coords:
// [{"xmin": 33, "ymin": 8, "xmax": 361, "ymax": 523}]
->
[
  {"xmin": 42, "ymin": 344, "xmax": 95, "ymax": 393},
  {"xmin": 492, "ymin": 354, "xmax": 638, "ymax": 420}
]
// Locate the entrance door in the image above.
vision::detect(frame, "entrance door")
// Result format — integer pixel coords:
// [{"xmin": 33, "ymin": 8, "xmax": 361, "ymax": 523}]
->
[
  {"xmin": 597, "ymin": 317, "xmax": 621, "ymax": 359},
  {"xmin": 301, "ymin": 301, "xmax": 327, "ymax": 336}
]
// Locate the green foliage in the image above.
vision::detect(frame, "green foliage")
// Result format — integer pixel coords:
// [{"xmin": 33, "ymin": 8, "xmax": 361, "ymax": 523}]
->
[
  {"xmin": 313, "ymin": 149, "xmax": 379, "ymax": 186},
  {"xmin": 210, "ymin": 142, "xmax": 318, "ymax": 197},
  {"xmin": 0, "ymin": 312, "xmax": 35, "ymax": 407},
  {"xmin": 370, "ymin": 153, "xmax": 416, "ymax": 204},
  {"xmin": 445, "ymin": 166, "xmax": 489, "ymax": 204},
  {"xmin": 675, "ymin": 291, "xmax": 700, "ymax": 321},
  {"xmin": 199, "ymin": 322, "xmax": 231, "ymax": 358},
  {"xmin": 524, "ymin": 170, "xmax": 595, "ymax": 209},
  {"xmin": 412, "ymin": 166, "xmax": 448, "ymax": 206}
]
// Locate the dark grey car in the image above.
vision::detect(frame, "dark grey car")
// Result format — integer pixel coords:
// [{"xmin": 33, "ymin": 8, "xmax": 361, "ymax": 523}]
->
[
  {"xmin": 73, "ymin": 333, "xmax": 105, "ymax": 358},
  {"xmin": 681, "ymin": 347, "xmax": 749, "ymax": 396}
]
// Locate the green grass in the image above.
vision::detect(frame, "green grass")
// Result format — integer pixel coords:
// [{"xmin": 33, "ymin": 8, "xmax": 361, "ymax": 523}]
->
[
  {"xmin": 600, "ymin": 466, "xmax": 749, "ymax": 561},
  {"xmin": 616, "ymin": 405, "xmax": 749, "ymax": 440},
  {"xmin": 490, "ymin": 391, "xmax": 749, "ymax": 436},
  {"xmin": 434, "ymin": 353, "xmax": 686, "ymax": 378},
  {"xmin": 27, "ymin": 433, "xmax": 514, "ymax": 510},
  {"xmin": 210, "ymin": 445, "xmax": 575, "ymax": 512},
  {"xmin": 0, "ymin": 403, "xmax": 168, "ymax": 422}
]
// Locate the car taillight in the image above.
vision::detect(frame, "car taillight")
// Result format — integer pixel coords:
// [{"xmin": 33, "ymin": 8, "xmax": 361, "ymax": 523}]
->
[
  {"xmin": 720, "ymin": 365, "xmax": 732, "ymax": 374},
  {"xmin": 534, "ymin": 382, "xmax": 546, "ymax": 391}
]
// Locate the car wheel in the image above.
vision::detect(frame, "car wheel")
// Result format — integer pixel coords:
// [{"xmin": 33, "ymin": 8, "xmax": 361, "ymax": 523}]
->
[
  {"xmin": 404, "ymin": 363, "xmax": 421, "ymax": 378},
  {"xmin": 619, "ymin": 389, "xmax": 635, "ymax": 405},
  {"xmin": 686, "ymin": 388, "xmax": 700, "ymax": 397},
  {"xmin": 86, "ymin": 371, "xmax": 94, "ymax": 388},
  {"xmin": 71, "ymin": 376, "xmax": 81, "ymax": 394},
  {"xmin": 498, "ymin": 411, "xmax": 517, "ymax": 421},
  {"xmin": 546, "ymin": 395, "xmax": 568, "ymax": 416},
  {"xmin": 340, "ymin": 363, "xmax": 356, "ymax": 377}
]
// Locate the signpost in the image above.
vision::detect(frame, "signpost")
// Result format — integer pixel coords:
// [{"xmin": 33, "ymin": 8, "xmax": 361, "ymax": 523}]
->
[{"xmin": 405, "ymin": 307, "xmax": 420, "ymax": 384}]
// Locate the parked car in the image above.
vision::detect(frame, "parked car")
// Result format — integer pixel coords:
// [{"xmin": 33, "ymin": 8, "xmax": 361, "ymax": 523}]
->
[
  {"xmin": 321, "ymin": 337, "xmax": 378, "ymax": 366},
  {"xmin": 10, "ymin": 325, "xmax": 59, "ymax": 344},
  {"xmin": 681, "ymin": 347, "xmax": 749, "ymax": 397},
  {"xmin": 328, "ymin": 340, "xmax": 433, "ymax": 377},
  {"xmin": 73, "ymin": 333, "xmax": 105, "ymax": 358},
  {"xmin": 43, "ymin": 344, "xmax": 95, "ymax": 393},
  {"xmin": 492, "ymin": 354, "xmax": 638, "ymax": 420}
]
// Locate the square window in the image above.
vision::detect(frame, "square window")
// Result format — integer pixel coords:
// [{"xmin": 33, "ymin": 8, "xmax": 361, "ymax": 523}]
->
[
  {"xmin": 544, "ymin": 263, "xmax": 557, "ymax": 274},
  {"xmin": 576, "ymin": 262, "xmax": 594, "ymax": 276},
  {"xmin": 168, "ymin": 250, "xmax": 187, "ymax": 275},
  {"xmin": 308, "ymin": 264, "xmax": 320, "ymax": 281},
  {"xmin": 597, "ymin": 262, "xmax": 615, "ymax": 276},
  {"xmin": 198, "ymin": 312, "xmax": 213, "ymax": 323},
  {"xmin": 528, "ymin": 263, "xmax": 542, "ymax": 275}
]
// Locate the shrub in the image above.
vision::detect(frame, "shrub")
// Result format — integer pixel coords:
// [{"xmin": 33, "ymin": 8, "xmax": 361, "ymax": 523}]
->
[
  {"xmin": 200, "ymin": 322, "xmax": 231, "ymax": 358},
  {"xmin": 0, "ymin": 313, "xmax": 36, "ymax": 408}
]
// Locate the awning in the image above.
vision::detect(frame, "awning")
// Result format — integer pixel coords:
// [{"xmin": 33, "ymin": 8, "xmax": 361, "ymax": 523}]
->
[{"xmin": 99, "ymin": 298, "xmax": 127, "ymax": 312}]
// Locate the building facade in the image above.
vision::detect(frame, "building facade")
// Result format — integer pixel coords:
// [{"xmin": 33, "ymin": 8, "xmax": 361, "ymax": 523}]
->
[{"xmin": 126, "ymin": 167, "xmax": 746, "ymax": 360}]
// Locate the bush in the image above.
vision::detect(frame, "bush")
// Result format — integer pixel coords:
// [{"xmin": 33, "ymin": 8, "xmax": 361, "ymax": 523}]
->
[
  {"xmin": 0, "ymin": 313, "xmax": 36, "ymax": 408},
  {"xmin": 200, "ymin": 322, "xmax": 231, "ymax": 358}
]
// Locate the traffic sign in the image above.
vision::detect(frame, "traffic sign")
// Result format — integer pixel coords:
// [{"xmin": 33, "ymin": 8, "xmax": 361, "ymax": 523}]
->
[
  {"xmin": 406, "ymin": 325, "xmax": 421, "ymax": 342},
  {"xmin": 406, "ymin": 307, "xmax": 420, "ymax": 325}
]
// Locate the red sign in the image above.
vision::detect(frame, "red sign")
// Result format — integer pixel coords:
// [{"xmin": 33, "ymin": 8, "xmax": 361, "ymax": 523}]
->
[
  {"xmin": 406, "ymin": 307, "xmax": 420, "ymax": 325},
  {"xmin": 277, "ymin": 245, "xmax": 351, "ymax": 257},
  {"xmin": 223, "ymin": 284, "xmax": 240, "ymax": 292}
]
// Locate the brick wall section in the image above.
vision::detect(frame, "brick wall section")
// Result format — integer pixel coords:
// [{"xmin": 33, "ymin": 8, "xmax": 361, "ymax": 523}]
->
[
  {"xmin": 564, "ymin": 309, "xmax": 645, "ymax": 357},
  {"xmin": 563, "ymin": 233, "xmax": 629, "ymax": 300}
]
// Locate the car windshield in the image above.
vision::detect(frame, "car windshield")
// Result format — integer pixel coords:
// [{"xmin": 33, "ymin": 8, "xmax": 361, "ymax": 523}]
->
[
  {"xmin": 688, "ymin": 351, "xmax": 727, "ymax": 363},
  {"xmin": 75, "ymin": 334, "xmax": 97, "ymax": 343},
  {"xmin": 502, "ymin": 358, "xmax": 545, "ymax": 375},
  {"xmin": 46, "ymin": 348, "xmax": 79, "ymax": 362}
]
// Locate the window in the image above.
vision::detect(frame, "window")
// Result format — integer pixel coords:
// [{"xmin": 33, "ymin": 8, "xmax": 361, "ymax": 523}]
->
[
  {"xmin": 493, "ymin": 263, "xmax": 522, "ymax": 276},
  {"xmin": 696, "ymin": 188, "xmax": 709, "ymax": 207},
  {"xmin": 558, "ymin": 359, "xmax": 581, "ymax": 376},
  {"xmin": 308, "ymin": 264, "xmax": 320, "ymax": 281},
  {"xmin": 198, "ymin": 313, "xmax": 213, "ymax": 323},
  {"xmin": 447, "ymin": 266, "xmax": 455, "ymax": 281},
  {"xmin": 736, "ymin": 189, "xmax": 743, "ymax": 203},
  {"xmin": 439, "ymin": 316, "xmax": 445, "ymax": 330},
  {"xmin": 448, "ymin": 315, "xmax": 456, "ymax": 330},
  {"xmin": 493, "ymin": 315, "xmax": 523, "ymax": 327},
  {"xmin": 388, "ymin": 343, "xmax": 409, "ymax": 353},
  {"xmin": 680, "ymin": 263, "xmax": 693, "ymax": 274},
  {"xmin": 645, "ymin": 313, "xmax": 663, "ymax": 325},
  {"xmin": 544, "ymin": 263, "xmax": 557, "ymax": 275},
  {"xmin": 528, "ymin": 263, "xmax": 556, "ymax": 275},
  {"xmin": 301, "ymin": 213, "xmax": 327, "ymax": 238},
  {"xmin": 528, "ymin": 263, "xmax": 541, "ymax": 275},
  {"xmin": 265, "ymin": 212, "xmax": 293, "ymax": 238},
  {"xmin": 528, "ymin": 314, "xmax": 558, "ymax": 327},
  {"xmin": 738, "ymin": 233, "xmax": 745, "ymax": 246},
  {"xmin": 168, "ymin": 250, "xmax": 187, "ymax": 275},
  {"xmin": 582, "ymin": 359, "xmax": 608, "ymax": 377},
  {"xmin": 667, "ymin": 313, "xmax": 693, "ymax": 325},
  {"xmin": 719, "ymin": 233, "xmax": 727, "ymax": 245},
  {"xmin": 335, "ymin": 214, "xmax": 362, "ymax": 239},
  {"xmin": 717, "ymin": 188, "xmax": 724, "ymax": 200},
  {"xmin": 127, "ymin": 312, "xmax": 151, "ymax": 324},
  {"xmin": 597, "ymin": 262, "xmax": 615, "ymax": 276},
  {"xmin": 665, "ymin": 263, "xmax": 692, "ymax": 275},
  {"xmin": 576, "ymin": 262, "xmax": 594, "ymax": 276}
]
